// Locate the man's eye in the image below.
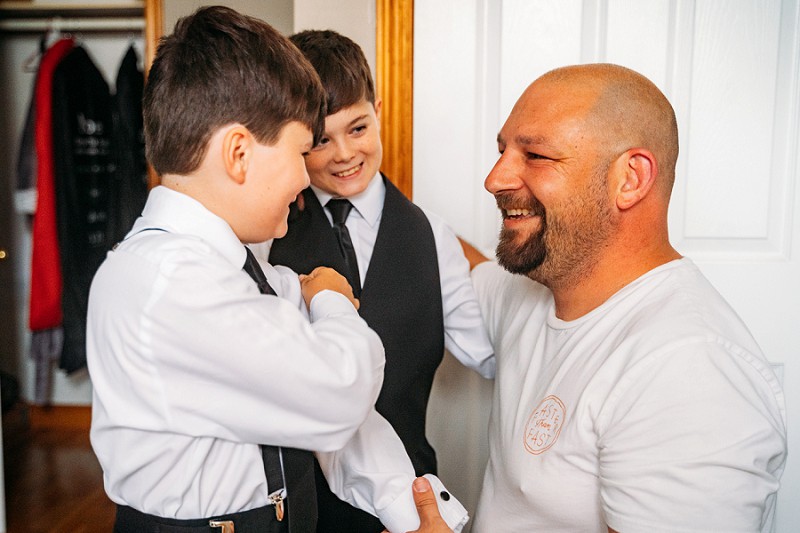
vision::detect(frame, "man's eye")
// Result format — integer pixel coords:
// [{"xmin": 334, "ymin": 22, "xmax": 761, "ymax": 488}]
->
[{"xmin": 527, "ymin": 152, "xmax": 547, "ymax": 160}]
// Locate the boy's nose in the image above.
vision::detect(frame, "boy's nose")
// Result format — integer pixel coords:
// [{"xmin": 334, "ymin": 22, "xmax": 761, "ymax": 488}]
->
[{"xmin": 333, "ymin": 140, "xmax": 356, "ymax": 163}]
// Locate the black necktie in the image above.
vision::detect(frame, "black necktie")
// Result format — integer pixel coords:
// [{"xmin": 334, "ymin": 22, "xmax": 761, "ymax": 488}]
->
[
  {"xmin": 241, "ymin": 246, "xmax": 317, "ymax": 531},
  {"xmin": 243, "ymin": 246, "xmax": 277, "ymax": 296},
  {"xmin": 326, "ymin": 199, "xmax": 361, "ymax": 297}
]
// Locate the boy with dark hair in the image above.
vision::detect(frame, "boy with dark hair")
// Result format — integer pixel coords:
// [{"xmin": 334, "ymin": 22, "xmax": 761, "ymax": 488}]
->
[
  {"xmin": 87, "ymin": 7, "xmax": 464, "ymax": 533},
  {"xmin": 264, "ymin": 29, "xmax": 494, "ymax": 532}
]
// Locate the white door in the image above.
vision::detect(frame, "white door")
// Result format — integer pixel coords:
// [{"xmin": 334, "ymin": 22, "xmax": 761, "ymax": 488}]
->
[{"xmin": 417, "ymin": 1, "xmax": 800, "ymax": 531}]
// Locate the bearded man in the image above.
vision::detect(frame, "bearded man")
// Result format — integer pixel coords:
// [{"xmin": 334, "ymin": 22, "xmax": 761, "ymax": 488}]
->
[{"xmin": 448, "ymin": 64, "xmax": 786, "ymax": 533}]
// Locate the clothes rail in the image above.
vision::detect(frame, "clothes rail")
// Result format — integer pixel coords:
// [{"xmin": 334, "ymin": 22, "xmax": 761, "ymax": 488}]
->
[{"xmin": 0, "ymin": 16, "xmax": 144, "ymax": 32}]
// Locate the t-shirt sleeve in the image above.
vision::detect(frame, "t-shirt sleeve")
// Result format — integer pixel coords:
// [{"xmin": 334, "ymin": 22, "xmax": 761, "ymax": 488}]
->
[{"xmin": 598, "ymin": 340, "xmax": 787, "ymax": 533}]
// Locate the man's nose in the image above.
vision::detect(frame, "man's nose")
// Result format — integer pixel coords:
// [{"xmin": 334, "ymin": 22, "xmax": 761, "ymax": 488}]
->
[{"xmin": 484, "ymin": 153, "xmax": 522, "ymax": 194}]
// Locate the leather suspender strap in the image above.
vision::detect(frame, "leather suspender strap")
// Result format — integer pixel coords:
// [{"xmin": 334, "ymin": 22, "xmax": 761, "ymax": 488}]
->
[
  {"xmin": 242, "ymin": 246, "xmax": 288, "ymax": 523},
  {"xmin": 262, "ymin": 446, "xmax": 286, "ymax": 521}
]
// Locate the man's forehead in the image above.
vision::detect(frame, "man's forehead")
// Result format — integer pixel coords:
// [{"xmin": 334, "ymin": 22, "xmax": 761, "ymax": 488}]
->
[{"xmin": 498, "ymin": 86, "xmax": 597, "ymax": 142}]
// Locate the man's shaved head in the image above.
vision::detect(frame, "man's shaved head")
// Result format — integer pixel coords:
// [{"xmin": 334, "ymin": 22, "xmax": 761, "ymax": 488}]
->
[{"xmin": 535, "ymin": 64, "xmax": 679, "ymax": 197}]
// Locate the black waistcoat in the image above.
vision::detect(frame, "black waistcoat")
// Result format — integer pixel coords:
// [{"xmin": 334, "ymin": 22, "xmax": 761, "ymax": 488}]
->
[{"xmin": 269, "ymin": 177, "xmax": 445, "ymax": 532}]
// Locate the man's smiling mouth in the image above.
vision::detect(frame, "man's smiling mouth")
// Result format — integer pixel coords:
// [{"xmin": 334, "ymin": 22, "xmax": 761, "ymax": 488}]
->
[{"xmin": 505, "ymin": 208, "xmax": 532, "ymax": 218}]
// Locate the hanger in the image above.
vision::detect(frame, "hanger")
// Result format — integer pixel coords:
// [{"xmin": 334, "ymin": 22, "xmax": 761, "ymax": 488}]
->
[
  {"xmin": 21, "ymin": 18, "xmax": 72, "ymax": 73},
  {"xmin": 21, "ymin": 32, "xmax": 47, "ymax": 73}
]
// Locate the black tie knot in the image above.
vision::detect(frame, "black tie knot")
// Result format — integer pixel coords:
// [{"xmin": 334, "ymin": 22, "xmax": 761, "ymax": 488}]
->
[{"xmin": 326, "ymin": 199, "xmax": 353, "ymax": 226}]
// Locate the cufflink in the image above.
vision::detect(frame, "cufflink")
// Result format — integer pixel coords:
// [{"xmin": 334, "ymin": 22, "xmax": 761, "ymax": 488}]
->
[{"xmin": 440, "ymin": 491, "xmax": 451, "ymax": 501}]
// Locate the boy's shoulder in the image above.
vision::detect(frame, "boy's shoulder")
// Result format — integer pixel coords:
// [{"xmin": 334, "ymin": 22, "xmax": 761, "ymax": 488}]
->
[{"xmin": 113, "ymin": 229, "xmax": 229, "ymax": 272}]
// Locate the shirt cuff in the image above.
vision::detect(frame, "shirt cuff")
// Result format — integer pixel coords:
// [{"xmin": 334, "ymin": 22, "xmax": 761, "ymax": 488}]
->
[
  {"xmin": 308, "ymin": 289, "xmax": 359, "ymax": 321},
  {"xmin": 378, "ymin": 474, "xmax": 469, "ymax": 533}
]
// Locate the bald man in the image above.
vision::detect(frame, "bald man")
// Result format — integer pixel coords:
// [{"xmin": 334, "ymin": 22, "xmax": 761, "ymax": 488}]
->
[{"xmin": 426, "ymin": 64, "xmax": 786, "ymax": 532}]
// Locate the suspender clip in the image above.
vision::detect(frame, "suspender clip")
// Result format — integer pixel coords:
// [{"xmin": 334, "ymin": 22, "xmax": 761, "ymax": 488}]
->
[
  {"xmin": 208, "ymin": 519, "xmax": 235, "ymax": 533},
  {"xmin": 268, "ymin": 489, "xmax": 286, "ymax": 522}
]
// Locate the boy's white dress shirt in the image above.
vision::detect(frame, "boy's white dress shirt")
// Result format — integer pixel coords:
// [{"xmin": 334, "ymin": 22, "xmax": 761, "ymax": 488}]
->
[{"xmin": 87, "ymin": 186, "xmax": 467, "ymax": 533}]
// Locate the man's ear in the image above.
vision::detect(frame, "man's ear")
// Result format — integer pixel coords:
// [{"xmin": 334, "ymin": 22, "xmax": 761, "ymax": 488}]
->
[
  {"xmin": 222, "ymin": 125, "xmax": 253, "ymax": 185},
  {"xmin": 614, "ymin": 148, "xmax": 658, "ymax": 210}
]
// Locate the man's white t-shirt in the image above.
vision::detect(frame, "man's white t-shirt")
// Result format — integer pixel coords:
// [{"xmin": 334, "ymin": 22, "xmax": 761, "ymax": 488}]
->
[{"xmin": 472, "ymin": 258, "xmax": 786, "ymax": 533}]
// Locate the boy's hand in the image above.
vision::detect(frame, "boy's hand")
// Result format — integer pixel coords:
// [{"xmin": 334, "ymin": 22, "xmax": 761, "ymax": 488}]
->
[{"xmin": 299, "ymin": 267, "xmax": 359, "ymax": 310}]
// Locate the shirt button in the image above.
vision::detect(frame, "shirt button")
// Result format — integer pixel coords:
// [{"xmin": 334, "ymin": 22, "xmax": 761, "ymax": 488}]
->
[{"xmin": 440, "ymin": 491, "xmax": 450, "ymax": 501}]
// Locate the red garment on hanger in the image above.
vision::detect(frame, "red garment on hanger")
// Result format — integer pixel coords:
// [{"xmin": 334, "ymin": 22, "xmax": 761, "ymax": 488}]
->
[{"xmin": 29, "ymin": 37, "xmax": 74, "ymax": 331}]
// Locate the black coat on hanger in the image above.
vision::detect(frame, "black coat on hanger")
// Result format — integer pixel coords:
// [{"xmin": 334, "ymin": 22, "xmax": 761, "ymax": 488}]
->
[
  {"xmin": 109, "ymin": 44, "xmax": 147, "ymax": 244},
  {"xmin": 51, "ymin": 45, "xmax": 114, "ymax": 374}
]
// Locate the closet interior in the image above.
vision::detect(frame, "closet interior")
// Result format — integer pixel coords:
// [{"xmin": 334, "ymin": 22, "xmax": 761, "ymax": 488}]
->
[{"xmin": 0, "ymin": 1, "xmax": 148, "ymax": 409}]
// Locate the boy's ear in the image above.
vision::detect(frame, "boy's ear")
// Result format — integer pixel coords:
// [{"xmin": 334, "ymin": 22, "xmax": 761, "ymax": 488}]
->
[
  {"xmin": 222, "ymin": 125, "xmax": 253, "ymax": 185},
  {"xmin": 614, "ymin": 148, "xmax": 657, "ymax": 211},
  {"xmin": 373, "ymin": 98, "xmax": 383, "ymax": 122}
]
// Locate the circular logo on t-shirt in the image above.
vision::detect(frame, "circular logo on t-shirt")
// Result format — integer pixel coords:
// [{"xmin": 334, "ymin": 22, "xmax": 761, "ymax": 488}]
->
[{"xmin": 523, "ymin": 395, "xmax": 566, "ymax": 455}]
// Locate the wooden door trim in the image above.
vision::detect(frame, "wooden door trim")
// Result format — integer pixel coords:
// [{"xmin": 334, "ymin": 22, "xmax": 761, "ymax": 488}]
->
[{"xmin": 376, "ymin": 0, "xmax": 414, "ymax": 199}]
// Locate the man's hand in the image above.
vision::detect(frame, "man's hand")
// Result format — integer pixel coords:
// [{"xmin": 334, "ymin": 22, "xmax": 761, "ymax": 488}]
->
[
  {"xmin": 390, "ymin": 477, "xmax": 453, "ymax": 533},
  {"xmin": 299, "ymin": 266, "xmax": 359, "ymax": 310}
]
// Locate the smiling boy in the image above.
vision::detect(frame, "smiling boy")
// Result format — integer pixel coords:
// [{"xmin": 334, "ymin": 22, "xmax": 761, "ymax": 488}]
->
[{"xmin": 263, "ymin": 30, "xmax": 494, "ymax": 532}]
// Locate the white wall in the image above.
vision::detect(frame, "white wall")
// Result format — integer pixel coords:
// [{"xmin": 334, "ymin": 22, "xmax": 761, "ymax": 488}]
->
[
  {"xmin": 162, "ymin": 0, "xmax": 293, "ymax": 36},
  {"xmin": 293, "ymin": 0, "xmax": 375, "ymax": 77}
]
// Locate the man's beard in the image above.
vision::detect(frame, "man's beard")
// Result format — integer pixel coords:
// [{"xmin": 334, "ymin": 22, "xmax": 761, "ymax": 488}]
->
[
  {"xmin": 494, "ymin": 176, "xmax": 614, "ymax": 288},
  {"xmin": 495, "ymin": 196, "xmax": 547, "ymax": 275}
]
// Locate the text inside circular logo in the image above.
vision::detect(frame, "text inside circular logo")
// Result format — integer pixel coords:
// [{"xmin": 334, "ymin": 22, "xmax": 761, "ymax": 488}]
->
[{"xmin": 523, "ymin": 395, "xmax": 566, "ymax": 455}]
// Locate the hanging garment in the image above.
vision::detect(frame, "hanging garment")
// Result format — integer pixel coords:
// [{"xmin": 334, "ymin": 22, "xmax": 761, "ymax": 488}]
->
[
  {"xmin": 29, "ymin": 37, "xmax": 74, "ymax": 405},
  {"xmin": 51, "ymin": 45, "xmax": 115, "ymax": 373},
  {"xmin": 15, "ymin": 79, "xmax": 37, "ymax": 215},
  {"xmin": 109, "ymin": 44, "xmax": 147, "ymax": 243},
  {"xmin": 15, "ymin": 32, "xmax": 53, "ymax": 215}
]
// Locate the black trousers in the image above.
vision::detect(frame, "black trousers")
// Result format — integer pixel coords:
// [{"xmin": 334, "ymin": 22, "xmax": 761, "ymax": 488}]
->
[{"xmin": 115, "ymin": 505, "xmax": 287, "ymax": 533}]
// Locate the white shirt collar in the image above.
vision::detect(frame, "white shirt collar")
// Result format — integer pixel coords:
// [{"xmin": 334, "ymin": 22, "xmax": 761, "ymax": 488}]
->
[
  {"xmin": 131, "ymin": 185, "xmax": 248, "ymax": 269},
  {"xmin": 310, "ymin": 172, "xmax": 385, "ymax": 228}
]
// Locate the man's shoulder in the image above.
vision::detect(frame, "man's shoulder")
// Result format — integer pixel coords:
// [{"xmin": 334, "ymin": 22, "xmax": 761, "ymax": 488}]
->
[{"xmin": 607, "ymin": 259, "xmax": 765, "ymax": 363}]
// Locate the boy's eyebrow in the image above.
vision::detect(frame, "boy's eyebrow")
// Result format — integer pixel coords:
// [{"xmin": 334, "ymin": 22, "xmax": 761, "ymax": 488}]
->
[{"xmin": 347, "ymin": 114, "xmax": 369, "ymax": 127}]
